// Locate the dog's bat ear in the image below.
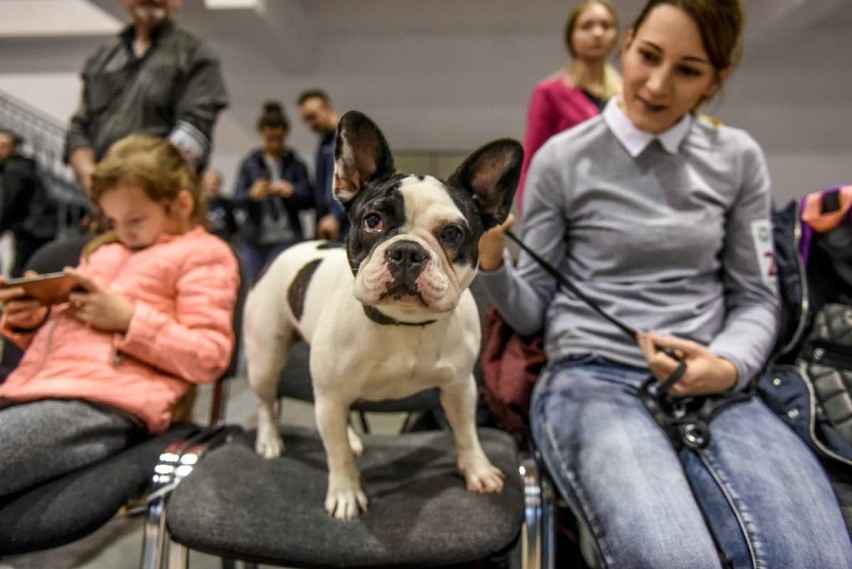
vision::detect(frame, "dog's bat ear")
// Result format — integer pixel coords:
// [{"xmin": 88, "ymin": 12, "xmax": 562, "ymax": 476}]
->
[
  {"xmin": 449, "ymin": 139, "xmax": 523, "ymax": 230},
  {"xmin": 333, "ymin": 111, "xmax": 395, "ymax": 206}
]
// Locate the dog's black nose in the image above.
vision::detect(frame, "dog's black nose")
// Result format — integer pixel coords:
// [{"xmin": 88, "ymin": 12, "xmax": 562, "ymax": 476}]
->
[{"xmin": 386, "ymin": 241, "xmax": 428, "ymax": 277}]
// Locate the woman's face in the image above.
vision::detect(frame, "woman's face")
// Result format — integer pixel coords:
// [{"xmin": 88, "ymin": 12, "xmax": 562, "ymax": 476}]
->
[
  {"xmin": 621, "ymin": 4, "xmax": 725, "ymax": 134},
  {"xmin": 571, "ymin": 3, "xmax": 618, "ymax": 61},
  {"xmin": 262, "ymin": 126, "xmax": 287, "ymax": 154}
]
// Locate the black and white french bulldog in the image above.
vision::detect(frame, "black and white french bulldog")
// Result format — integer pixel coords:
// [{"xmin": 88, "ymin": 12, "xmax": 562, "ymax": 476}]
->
[{"xmin": 244, "ymin": 110, "xmax": 522, "ymax": 520}]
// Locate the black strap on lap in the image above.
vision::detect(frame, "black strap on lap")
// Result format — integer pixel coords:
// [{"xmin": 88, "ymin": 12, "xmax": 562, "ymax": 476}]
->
[
  {"xmin": 506, "ymin": 229, "xmax": 741, "ymax": 567},
  {"xmin": 505, "ymin": 230, "xmax": 752, "ymax": 450},
  {"xmin": 505, "ymin": 230, "xmax": 684, "ymax": 379}
]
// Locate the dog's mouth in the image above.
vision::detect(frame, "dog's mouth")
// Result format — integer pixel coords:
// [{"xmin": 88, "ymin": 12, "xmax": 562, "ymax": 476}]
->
[{"xmin": 379, "ymin": 283, "xmax": 426, "ymax": 305}]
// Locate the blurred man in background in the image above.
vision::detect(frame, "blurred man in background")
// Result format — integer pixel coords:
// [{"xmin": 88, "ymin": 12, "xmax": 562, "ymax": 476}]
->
[
  {"xmin": 297, "ymin": 89, "xmax": 348, "ymax": 240},
  {"xmin": 0, "ymin": 130, "xmax": 56, "ymax": 277},
  {"xmin": 65, "ymin": 0, "xmax": 228, "ymax": 194}
]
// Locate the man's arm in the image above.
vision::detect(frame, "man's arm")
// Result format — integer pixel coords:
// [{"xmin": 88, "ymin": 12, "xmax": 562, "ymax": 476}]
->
[
  {"xmin": 167, "ymin": 43, "xmax": 229, "ymax": 169},
  {"xmin": 64, "ymin": 61, "xmax": 97, "ymax": 194},
  {"xmin": 68, "ymin": 148, "xmax": 96, "ymax": 196}
]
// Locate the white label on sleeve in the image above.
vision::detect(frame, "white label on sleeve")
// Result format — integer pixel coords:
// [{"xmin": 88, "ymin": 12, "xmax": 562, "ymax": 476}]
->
[{"xmin": 750, "ymin": 219, "xmax": 776, "ymax": 286}]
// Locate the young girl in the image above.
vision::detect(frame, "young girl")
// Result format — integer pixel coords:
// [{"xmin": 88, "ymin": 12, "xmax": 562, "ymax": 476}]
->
[
  {"xmin": 480, "ymin": 0, "xmax": 851, "ymax": 566},
  {"xmin": 517, "ymin": 0, "xmax": 621, "ymax": 217},
  {"xmin": 0, "ymin": 134, "xmax": 239, "ymax": 499}
]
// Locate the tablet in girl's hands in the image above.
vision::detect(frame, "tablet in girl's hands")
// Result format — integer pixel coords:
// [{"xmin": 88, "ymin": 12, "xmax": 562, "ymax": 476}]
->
[{"xmin": 1, "ymin": 272, "xmax": 80, "ymax": 305}]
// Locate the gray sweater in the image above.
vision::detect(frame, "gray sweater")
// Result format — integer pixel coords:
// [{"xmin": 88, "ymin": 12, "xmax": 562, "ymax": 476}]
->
[{"xmin": 479, "ymin": 100, "xmax": 779, "ymax": 389}]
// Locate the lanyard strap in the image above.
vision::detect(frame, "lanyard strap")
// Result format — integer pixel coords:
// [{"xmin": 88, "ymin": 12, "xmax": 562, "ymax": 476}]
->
[{"xmin": 504, "ymin": 229, "xmax": 687, "ymax": 388}]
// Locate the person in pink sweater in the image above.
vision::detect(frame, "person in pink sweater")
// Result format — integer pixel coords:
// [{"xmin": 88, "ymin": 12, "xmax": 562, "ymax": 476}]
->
[
  {"xmin": 0, "ymin": 134, "xmax": 239, "ymax": 499},
  {"xmin": 518, "ymin": 0, "xmax": 622, "ymax": 216}
]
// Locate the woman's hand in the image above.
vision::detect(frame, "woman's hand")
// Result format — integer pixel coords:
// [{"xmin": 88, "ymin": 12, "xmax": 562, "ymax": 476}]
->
[
  {"xmin": 249, "ymin": 179, "xmax": 271, "ymax": 200},
  {"xmin": 636, "ymin": 331, "xmax": 738, "ymax": 396},
  {"xmin": 0, "ymin": 271, "xmax": 49, "ymax": 331},
  {"xmin": 269, "ymin": 180, "xmax": 294, "ymax": 198},
  {"xmin": 478, "ymin": 213, "xmax": 514, "ymax": 271},
  {"xmin": 65, "ymin": 268, "xmax": 135, "ymax": 333}
]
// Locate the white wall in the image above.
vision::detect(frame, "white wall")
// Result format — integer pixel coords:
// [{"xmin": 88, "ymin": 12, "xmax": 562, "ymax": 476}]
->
[{"xmin": 1, "ymin": 0, "xmax": 850, "ymax": 203}]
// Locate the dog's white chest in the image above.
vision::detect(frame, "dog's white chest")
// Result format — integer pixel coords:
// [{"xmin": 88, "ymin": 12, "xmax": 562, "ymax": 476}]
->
[{"xmin": 358, "ymin": 338, "xmax": 455, "ymax": 400}]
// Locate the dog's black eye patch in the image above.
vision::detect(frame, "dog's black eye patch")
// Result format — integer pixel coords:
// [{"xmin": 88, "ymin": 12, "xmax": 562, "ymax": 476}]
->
[
  {"xmin": 346, "ymin": 180, "xmax": 407, "ymax": 275},
  {"xmin": 288, "ymin": 259, "xmax": 322, "ymax": 320},
  {"xmin": 440, "ymin": 223, "xmax": 465, "ymax": 245}
]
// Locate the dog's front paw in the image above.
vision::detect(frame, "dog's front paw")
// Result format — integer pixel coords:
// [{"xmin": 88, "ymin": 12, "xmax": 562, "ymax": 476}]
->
[
  {"xmin": 460, "ymin": 458, "xmax": 505, "ymax": 493},
  {"xmin": 325, "ymin": 480, "xmax": 369, "ymax": 521},
  {"xmin": 255, "ymin": 425, "xmax": 285, "ymax": 459}
]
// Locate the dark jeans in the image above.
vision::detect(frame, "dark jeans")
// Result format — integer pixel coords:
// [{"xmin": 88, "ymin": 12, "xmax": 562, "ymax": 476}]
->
[{"xmin": 243, "ymin": 241, "xmax": 292, "ymax": 284}]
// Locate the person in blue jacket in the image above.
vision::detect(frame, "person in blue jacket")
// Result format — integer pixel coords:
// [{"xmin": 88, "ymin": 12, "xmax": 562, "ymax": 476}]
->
[{"xmin": 233, "ymin": 101, "xmax": 314, "ymax": 283}]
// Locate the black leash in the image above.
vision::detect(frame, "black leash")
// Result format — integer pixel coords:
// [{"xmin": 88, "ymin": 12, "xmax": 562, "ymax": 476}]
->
[
  {"xmin": 505, "ymin": 229, "xmax": 740, "ymax": 566},
  {"xmin": 504, "ymin": 230, "xmax": 687, "ymax": 390}
]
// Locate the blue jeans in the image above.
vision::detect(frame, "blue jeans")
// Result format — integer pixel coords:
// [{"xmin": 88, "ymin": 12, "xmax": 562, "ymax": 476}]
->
[
  {"xmin": 531, "ymin": 356, "xmax": 852, "ymax": 568},
  {"xmin": 243, "ymin": 241, "xmax": 291, "ymax": 284}
]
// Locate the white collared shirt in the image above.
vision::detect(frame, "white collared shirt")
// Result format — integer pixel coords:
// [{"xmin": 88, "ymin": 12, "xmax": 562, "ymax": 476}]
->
[{"xmin": 601, "ymin": 96, "xmax": 693, "ymax": 157}]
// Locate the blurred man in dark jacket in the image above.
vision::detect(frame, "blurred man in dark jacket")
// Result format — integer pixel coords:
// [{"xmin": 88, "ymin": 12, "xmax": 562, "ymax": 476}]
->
[
  {"xmin": 65, "ymin": 0, "xmax": 228, "ymax": 194},
  {"xmin": 297, "ymin": 89, "xmax": 348, "ymax": 240},
  {"xmin": 0, "ymin": 130, "xmax": 57, "ymax": 277}
]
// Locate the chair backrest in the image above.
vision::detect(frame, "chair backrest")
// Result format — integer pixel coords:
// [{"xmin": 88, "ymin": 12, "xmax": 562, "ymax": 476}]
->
[
  {"xmin": 208, "ymin": 245, "xmax": 250, "ymax": 424},
  {"xmin": 23, "ymin": 234, "xmax": 91, "ymax": 274}
]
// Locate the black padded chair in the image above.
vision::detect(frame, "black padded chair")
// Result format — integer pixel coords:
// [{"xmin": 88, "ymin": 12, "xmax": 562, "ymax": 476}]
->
[
  {"xmin": 147, "ymin": 280, "xmax": 547, "ymax": 569},
  {"xmin": 0, "ymin": 236, "xmax": 248, "ymax": 558}
]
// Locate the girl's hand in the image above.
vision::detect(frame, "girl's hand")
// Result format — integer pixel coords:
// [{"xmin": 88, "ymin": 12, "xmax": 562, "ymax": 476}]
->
[
  {"xmin": 636, "ymin": 331, "xmax": 738, "ymax": 396},
  {"xmin": 478, "ymin": 213, "xmax": 514, "ymax": 271},
  {"xmin": 65, "ymin": 268, "xmax": 135, "ymax": 333},
  {"xmin": 0, "ymin": 271, "xmax": 50, "ymax": 331}
]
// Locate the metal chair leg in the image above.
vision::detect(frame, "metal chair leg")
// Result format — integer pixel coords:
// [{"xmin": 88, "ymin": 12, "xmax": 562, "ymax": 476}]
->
[
  {"xmin": 520, "ymin": 452, "xmax": 557, "ymax": 569},
  {"xmin": 140, "ymin": 496, "xmax": 169, "ymax": 569},
  {"xmin": 520, "ymin": 455, "xmax": 543, "ymax": 569},
  {"xmin": 140, "ymin": 427, "xmax": 238, "ymax": 569},
  {"xmin": 540, "ymin": 469, "xmax": 556, "ymax": 569},
  {"xmin": 357, "ymin": 410, "xmax": 370, "ymax": 433},
  {"xmin": 168, "ymin": 541, "xmax": 189, "ymax": 569}
]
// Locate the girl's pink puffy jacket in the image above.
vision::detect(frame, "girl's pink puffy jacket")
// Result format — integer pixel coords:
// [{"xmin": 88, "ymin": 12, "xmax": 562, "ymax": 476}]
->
[{"xmin": 0, "ymin": 227, "xmax": 239, "ymax": 433}]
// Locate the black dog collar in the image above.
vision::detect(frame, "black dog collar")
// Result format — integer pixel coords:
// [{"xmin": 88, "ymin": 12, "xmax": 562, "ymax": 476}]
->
[{"xmin": 363, "ymin": 306, "xmax": 436, "ymax": 327}]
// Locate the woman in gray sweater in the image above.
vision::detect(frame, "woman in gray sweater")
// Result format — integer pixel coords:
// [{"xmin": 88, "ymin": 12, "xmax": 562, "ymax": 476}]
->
[{"xmin": 479, "ymin": 0, "xmax": 851, "ymax": 566}]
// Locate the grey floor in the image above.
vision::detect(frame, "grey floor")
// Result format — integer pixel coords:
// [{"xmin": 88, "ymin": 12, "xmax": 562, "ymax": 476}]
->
[{"xmin": 0, "ymin": 374, "xmax": 410, "ymax": 569}]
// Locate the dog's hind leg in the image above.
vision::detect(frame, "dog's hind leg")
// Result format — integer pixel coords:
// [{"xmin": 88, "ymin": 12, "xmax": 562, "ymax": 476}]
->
[
  {"xmin": 347, "ymin": 425, "xmax": 364, "ymax": 456},
  {"xmin": 245, "ymin": 298, "xmax": 294, "ymax": 459}
]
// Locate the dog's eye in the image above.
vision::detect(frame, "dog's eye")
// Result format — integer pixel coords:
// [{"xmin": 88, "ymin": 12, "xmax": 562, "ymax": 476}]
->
[
  {"xmin": 363, "ymin": 213, "xmax": 384, "ymax": 233},
  {"xmin": 441, "ymin": 224, "xmax": 464, "ymax": 244}
]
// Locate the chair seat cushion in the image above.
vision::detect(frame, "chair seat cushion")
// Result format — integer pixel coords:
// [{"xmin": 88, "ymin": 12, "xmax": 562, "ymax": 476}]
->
[
  {"xmin": 0, "ymin": 423, "xmax": 197, "ymax": 555},
  {"xmin": 167, "ymin": 426, "xmax": 524, "ymax": 567}
]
